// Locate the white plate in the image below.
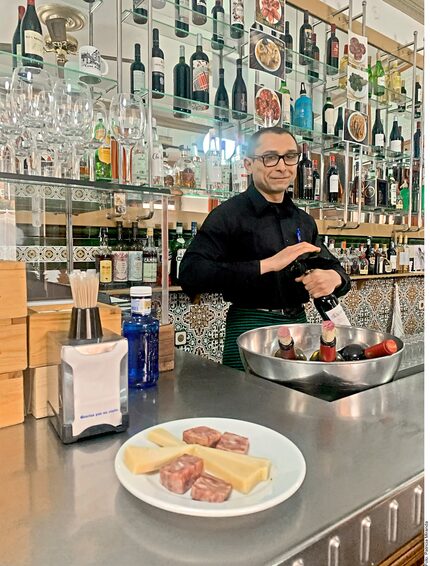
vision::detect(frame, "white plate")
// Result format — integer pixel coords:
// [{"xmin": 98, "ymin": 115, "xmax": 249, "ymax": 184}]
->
[
  {"xmin": 115, "ymin": 417, "xmax": 306, "ymax": 517},
  {"xmin": 255, "ymin": 38, "xmax": 281, "ymax": 72}
]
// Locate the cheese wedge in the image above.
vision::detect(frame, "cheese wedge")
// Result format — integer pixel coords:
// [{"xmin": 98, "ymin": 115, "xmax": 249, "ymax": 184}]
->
[
  {"xmin": 124, "ymin": 445, "xmax": 194, "ymax": 474},
  {"xmin": 147, "ymin": 428, "xmax": 186, "ymax": 447}
]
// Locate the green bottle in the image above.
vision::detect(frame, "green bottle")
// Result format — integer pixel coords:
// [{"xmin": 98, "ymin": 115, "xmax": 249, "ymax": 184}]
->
[
  {"xmin": 366, "ymin": 56, "xmax": 373, "ymax": 99},
  {"xmin": 95, "ymin": 120, "xmax": 112, "ymax": 181},
  {"xmin": 372, "ymin": 53, "xmax": 385, "ymax": 98}
]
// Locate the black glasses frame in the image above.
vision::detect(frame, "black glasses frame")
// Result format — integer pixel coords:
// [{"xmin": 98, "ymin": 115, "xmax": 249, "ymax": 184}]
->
[{"xmin": 251, "ymin": 153, "xmax": 301, "ymax": 167}]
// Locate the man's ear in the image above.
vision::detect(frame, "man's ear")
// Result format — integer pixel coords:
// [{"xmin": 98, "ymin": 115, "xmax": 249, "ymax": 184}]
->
[{"xmin": 244, "ymin": 157, "xmax": 253, "ymax": 173}]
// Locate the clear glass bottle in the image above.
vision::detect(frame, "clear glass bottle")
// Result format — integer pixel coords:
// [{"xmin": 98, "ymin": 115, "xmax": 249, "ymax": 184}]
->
[
  {"xmin": 206, "ymin": 128, "xmax": 222, "ymax": 192},
  {"xmin": 163, "ymin": 152, "xmax": 174, "ymax": 188},
  {"xmin": 122, "ymin": 286, "xmax": 159, "ymax": 389},
  {"xmin": 132, "ymin": 138, "xmax": 148, "ymax": 186},
  {"xmin": 175, "ymin": 145, "xmax": 196, "ymax": 188},
  {"xmin": 231, "ymin": 142, "xmax": 248, "ymax": 193},
  {"xmin": 128, "ymin": 221, "xmax": 143, "ymax": 284},
  {"xmin": 151, "ymin": 118, "xmax": 164, "ymax": 186},
  {"xmin": 191, "ymin": 143, "xmax": 202, "ymax": 188},
  {"xmin": 220, "ymin": 140, "xmax": 231, "ymax": 191},
  {"xmin": 112, "ymin": 221, "xmax": 129, "ymax": 284}
]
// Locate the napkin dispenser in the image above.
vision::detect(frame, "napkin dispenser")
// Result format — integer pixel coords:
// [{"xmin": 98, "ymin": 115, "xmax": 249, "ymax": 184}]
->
[{"xmin": 47, "ymin": 331, "xmax": 129, "ymax": 444}]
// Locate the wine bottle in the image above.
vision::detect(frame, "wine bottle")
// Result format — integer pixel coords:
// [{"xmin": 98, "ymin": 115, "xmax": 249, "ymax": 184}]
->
[
  {"xmin": 365, "ymin": 238, "xmax": 376, "ymax": 275},
  {"xmin": 327, "ymin": 155, "xmax": 339, "ymax": 203},
  {"xmin": 294, "ymin": 82, "xmax": 313, "ymax": 130},
  {"xmin": 299, "ymin": 10, "xmax": 312, "ymax": 65},
  {"xmin": 152, "ymin": 29, "xmax": 165, "ymax": 99},
  {"xmin": 192, "ymin": 0, "xmax": 207, "ymax": 25},
  {"xmin": 314, "ymin": 295, "xmax": 350, "ymax": 326},
  {"xmin": 274, "ymin": 327, "xmax": 306, "ymax": 361},
  {"xmin": 230, "ymin": 0, "xmax": 244, "ymax": 39},
  {"xmin": 334, "ymin": 107, "xmax": 343, "ymax": 139},
  {"xmin": 389, "ymin": 116, "xmax": 402, "ymax": 153},
  {"xmin": 190, "ymin": 34, "xmax": 209, "ymax": 110},
  {"xmin": 399, "ymin": 126, "xmax": 405, "ymax": 154},
  {"xmin": 130, "ymin": 43, "xmax": 146, "ymax": 96},
  {"xmin": 312, "ymin": 160, "xmax": 320, "ymax": 201},
  {"xmin": 173, "ymin": 45, "xmax": 191, "ymax": 117},
  {"xmin": 326, "ymin": 24, "xmax": 339, "ymax": 75},
  {"xmin": 212, "ymin": 0, "xmax": 225, "ymax": 50},
  {"xmin": 414, "ymin": 75, "xmax": 422, "ymax": 118},
  {"xmin": 308, "ymin": 33, "xmax": 320, "ymax": 83},
  {"xmin": 372, "ymin": 108, "xmax": 385, "ymax": 150},
  {"xmin": 12, "ymin": 5, "xmax": 25, "ymax": 69},
  {"xmin": 372, "ymin": 53, "xmax": 385, "ymax": 97},
  {"xmin": 175, "ymin": 0, "xmax": 190, "ymax": 38},
  {"xmin": 322, "ymin": 95, "xmax": 335, "ymax": 135},
  {"xmin": 310, "ymin": 321, "xmax": 339, "ymax": 362},
  {"xmin": 214, "ymin": 68, "xmax": 229, "ymax": 122},
  {"xmin": 388, "ymin": 240, "xmax": 397, "ymax": 273},
  {"xmin": 413, "ymin": 122, "xmax": 421, "ymax": 160},
  {"xmin": 21, "ymin": 0, "xmax": 44, "ymax": 68},
  {"xmin": 297, "ymin": 143, "xmax": 313, "ymax": 200},
  {"xmin": 398, "ymin": 80, "xmax": 407, "ymax": 112},
  {"xmin": 339, "ymin": 339, "xmax": 397, "ymax": 361},
  {"xmin": 232, "ymin": 59, "xmax": 247, "ymax": 120},
  {"xmin": 133, "ymin": 0, "xmax": 148, "ymax": 24},
  {"xmin": 284, "ymin": 21, "xmax": 293, "ymax": 74}
]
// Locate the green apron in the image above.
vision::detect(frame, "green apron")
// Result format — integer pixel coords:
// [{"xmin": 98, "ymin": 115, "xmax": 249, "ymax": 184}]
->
[{"xmin": 222, "ymin": 305, "xmax": 307, "ymax": 371}]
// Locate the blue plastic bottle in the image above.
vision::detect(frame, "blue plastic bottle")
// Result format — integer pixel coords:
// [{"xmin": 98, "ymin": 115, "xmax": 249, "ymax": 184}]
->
[
  {"xmin": 122, "ymin": 286, "xmax": 159, "ymax": 389},
  {"xmin": 294, "ymin": 82, "xmax": 313, "ymax": 130}
]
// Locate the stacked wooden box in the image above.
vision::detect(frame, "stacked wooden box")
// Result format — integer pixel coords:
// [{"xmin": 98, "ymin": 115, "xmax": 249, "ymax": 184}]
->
[{"xmin": 0, "ymin": 261, "xmax": 27, "ymax": 428}]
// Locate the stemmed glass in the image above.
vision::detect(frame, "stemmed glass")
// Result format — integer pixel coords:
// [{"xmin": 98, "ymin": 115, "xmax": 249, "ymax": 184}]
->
[
  {"xmin": 0, "ymin": 76, "xmax": 20, "ymax": 173},
  {"xmin": 109, "ymin": 93, "xmax": 145, "ymax": 184}
]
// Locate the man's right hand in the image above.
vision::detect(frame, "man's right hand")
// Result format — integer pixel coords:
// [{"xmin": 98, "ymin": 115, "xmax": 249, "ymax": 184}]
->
[{"xmin": 260, "ymin": 243, "xmax": 320, "ymax": 275}]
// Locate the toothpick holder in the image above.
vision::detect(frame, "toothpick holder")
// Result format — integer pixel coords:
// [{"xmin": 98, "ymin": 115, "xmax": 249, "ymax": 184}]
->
[{"xmin": 69, "ymin": 306, "xmax": 103, "ymax": 340}]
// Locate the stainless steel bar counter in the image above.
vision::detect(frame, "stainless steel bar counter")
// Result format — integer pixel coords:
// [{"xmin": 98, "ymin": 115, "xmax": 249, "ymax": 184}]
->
[{"xmin": 0, "ymin": 352, "xmax": 424, "ymax": 566}]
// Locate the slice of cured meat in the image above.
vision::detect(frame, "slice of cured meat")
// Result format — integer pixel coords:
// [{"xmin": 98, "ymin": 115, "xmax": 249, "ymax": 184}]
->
[
  {"xmin": 159, "ymin": 454, "xmax": 203, "ymax": 494},
  {"xmin": 216, "ymin": 432, "xmax": 249, "ymax": 454},
  {"xmin": 182, "ymin": 426, "xmax": 222, "ymax": 447},
  {"xmin": 191, "ymin": 474, "xmax": 232, "ymax": 503}
]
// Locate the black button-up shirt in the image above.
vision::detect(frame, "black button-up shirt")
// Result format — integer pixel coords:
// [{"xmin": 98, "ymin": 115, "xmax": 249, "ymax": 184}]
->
[{"xmin": 179, "ymin": 183, "xmax": 351, "ymax": 309}]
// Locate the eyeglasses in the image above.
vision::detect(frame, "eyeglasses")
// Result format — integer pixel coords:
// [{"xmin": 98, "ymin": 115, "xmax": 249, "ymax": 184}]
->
[{"xmin": 251, "ymin": 152, "xmax": 301, "ymax": 167}]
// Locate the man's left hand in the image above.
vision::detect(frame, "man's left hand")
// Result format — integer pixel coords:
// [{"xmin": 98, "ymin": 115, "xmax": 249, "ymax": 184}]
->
[{"xmin": 295, "ymin": 269, "xmax": 342, "ymax": 298}]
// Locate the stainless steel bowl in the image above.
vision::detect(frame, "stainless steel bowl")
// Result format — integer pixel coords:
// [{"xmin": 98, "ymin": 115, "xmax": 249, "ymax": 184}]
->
[{"xmin": 237, "ymin": 324, "xmax": 404, "ymax": 399}]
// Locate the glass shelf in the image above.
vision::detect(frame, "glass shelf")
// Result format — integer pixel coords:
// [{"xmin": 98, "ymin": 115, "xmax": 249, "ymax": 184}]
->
[{"xmin": 47, "ymin": 0, "xmax": 104, "ymax": 14}]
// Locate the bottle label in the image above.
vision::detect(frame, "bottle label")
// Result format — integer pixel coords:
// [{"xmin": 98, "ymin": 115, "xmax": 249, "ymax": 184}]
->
[
  {"xmin": 196, "ymin": 0, "xmax": 206, "ymax": 6},
  {"xmin": 112, "ymin": 251, "xmax": 128, "ymax": 282},
  {"xmin": 231, "ymin": 0, "xmax": 244, "ymax": 25},
  {"xmin": 131, "ymin": 296, "xmax": 151, "ymax": 315},
  {"xmin": 98, "ymin": 146, "xmax": 111, "ymax": 165},
  {"xmin": 417, "ymin": 89, "xmax": 422, "ymax": 104},
  {"xmin": 133, "ymin": 70, "xmax": 145, "ymax": 92},
  {"xmin": 282, "ymin": 94, "xmax": 291, "ymax": 124},
  {"xmin": 192, "ymin": 60, "xmax": 209, "ymax": 93},
  {"xmin": 24, "ymin": 30, "xmax": 43, "ymax": 58},
  {"xmin": 16, "ymin": 44, "xmax": 21, "ymax": 57},
  {"xmin": 390, "ymin": 139, "xmax": 402, "ymax": 153},
  {"xmin": 176, "ymin": 0, "xmax": 190, "ymax": 23},
  {"xmin": 331, "ymin": 42, "xmax": 339, "ymax": 58},
  {"xmin": 400, "ymin": 251, "xmax": 408, "ymax": 266},
  {"xmin": 143, "ymin": 260, "xmax": 157, "ymax": 283},
  {"xmin": 176, "ymin": 248, "xmax": 186, "ymax": 279},
  {"xmin": 390, "ymin": 183, "xmax": 397, "ymax": 206},
  {"xmin": 152, "ymin": 148, "xmax": 164, "ymax": 181},
  {"xmin": 128, "ymin": 251, "xmax": 143, "ymax": 281},
  {"xmin": 314, "ymin": 179, "xmax": 320, "ymax": 197},
  {"xmin": 207, "ymin": 160, "xmax": 222, "ymax": 184},
  {"xmin": 329, "ymin": 174, "xmax": 339, "ymax": 193},
  {"xmin": 375, "ymin": 133, "xmax": 384, "ymax": 147},
  {"xmin": 152, "ymin": 57, "xmax": 164, "ymax": 75},
  {"xmin": 325, "ymin": 303, "xmax": 351, "ymax": 326},
  {"xmin": 377, "ymin": 76, "xmax": 385, "ymax": 87},
  {"xmin": 325, "ymin": 107, "xmax": 335, "ymax": 134},
  {"xmin": 114, "ymin": 192, "xmax": 126, "ymax": 215},
  {"xmin": 359, "ymin": 265, "xmax": 368, "ymax": 275},
  {"xmin": 99, "ymin": 260, "xmax": 112, "ymax": 283},
  {"xmin": 384, "ymin": 259, "xmax": 392, "ymax": 274},
  {"xmin": 304, "ymin": 29, "xmax": 312, "ymax": 55},
  {"xmin": 214, "ymin": 11, "xmax": 225, "ymax": 36},
  {"xmin": 132, "ymin": 151, "xmax": 148, "ymax": 184},
  {"xmin": 390, "ymin": 255, "xmax": 397, "ymax": 271}
]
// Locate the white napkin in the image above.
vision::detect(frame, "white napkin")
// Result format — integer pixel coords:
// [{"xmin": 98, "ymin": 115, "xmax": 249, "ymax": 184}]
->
[{"xmin": 390, "ymin": 282, "xmax": 404, "ymax": 338}]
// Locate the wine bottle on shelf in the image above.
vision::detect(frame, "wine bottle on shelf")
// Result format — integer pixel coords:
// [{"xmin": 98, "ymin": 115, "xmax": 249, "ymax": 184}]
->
[
  {"xmin": 274, "ymin": 327, "xmax": 306, "ymax": 361},
  {"xmin": 21, "ymin": 0, "xmax": 44, "ymax": 68},
  {"xmin": 230, "ymin": 0, "xmax": 244, "ymax": 39},
  {"xmin": 397, "ymin": 80, "xmax": 407, "ymax": 112},
  {"xmin": 326, "ymin": 24, "xmax": 339, "ymax": 74},
  {"xmin": 372, "ymin": 108, "xmax": 385, "ymax": 150},
  {"xmin": 112, "ymin": 221, "xmax": 129, "ymax": 284},
  {"xmin": 327, "ymin": 155, "xmax": 339, "ymax": 203},
  {"xmin": 399, "ymin": 126, "xmax": 405, "ymax": 154},
  {"xmin": 192, "ymin": 0, "xmax": 207, "ymax": 25},
  {"xmin": 388, "ymin": 240, "xmax": 397, "ymax": 273},
  {"xmin": 212, "ymin": 0, "xmax": 225, "ymax": 50},
  {"xmin": 389, "ymin": 116, "xmax": 402, "ymax": 154},
  {"xmin": 334, "ymin": 107, "xmax": 343, "ymax": 139},
  {"xmin": 152, "ymin": 29, "xmax": 165, "ymax": 99},
  {"xmin": 190, "ymin": 34, "xmax": 209, "ymax": 110},
  {"xmin": 130, "ymin": 43, "xmax": 146, "ymax": 96},
  {"xmin": 310, "ymin": 321, "xmax": 340, "ymax": 362},
  {"xmin": 372, "ymin": 53, "xmax": 385, "ymax": 97},
  {"xmin": 12, "ymin": 5, "xmax": 25, "ymax": 68},
  {"xmin": 322, "ymin": 95, "xmax": 335, "ymax": 135},
  {"xmin": 339, "ymin": 340, "xmax": 398, "ymax": 361},
  {"xmin": 414, "ymin": 75, "xmax": 422, "ymax": 118},
  {"xmin": 133, "ymin": 0, "xmax": 148, "ymax": 24},
  {"xmin": 173, "ymin": 45, "xmax": 191, "ymax": 117},
  {"xmin": 175, "ymin": 0, "xmax": 190, "ymax": 38},
  {"xmin": 294, "ymin": 82, "xmax": 313, "ymax": 130},
  {"xmin": 299, "ymin": 10, "xmax": 312, "ymax": 65},
  {"xmin": 214, "ymin": 68, "xmax": 229, "ymax": 122},
  {"xmin": 373, "ymin": 243, "xmax": 381, "ymax": 275},
  {"xmin": 413, "ymin": 121, "xmax": 421, "ymax": 160},
  {"xmin": 307, "ymin": 33, "xmax": 320, "ymax": 83},
  {"xmin": 297, "ymin": 143, "xmax": 313, "ymax": 200},
  {"xmin": 365, "ymin": 238, "xmax": 376, "ymax": 275},
  {"xmin": 312, "ymin": 160, "xmax": 320, "ymax": 201},
  {"xmin": 284, "ymin": 21, "xmax": 293, "ymax": 74},
  {"xmin": 232, "ymin": 59, "xmax": 247, "ymax": 119}
]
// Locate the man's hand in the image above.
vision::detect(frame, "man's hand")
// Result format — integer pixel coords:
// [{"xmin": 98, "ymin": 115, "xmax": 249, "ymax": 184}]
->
[
  {"xmin": 295, "ymin": 269, "xmax": 342, "ymax": 298},
  {"xmin": 260, "ymin": 243, "xmax": 320, "ymax": 275}
]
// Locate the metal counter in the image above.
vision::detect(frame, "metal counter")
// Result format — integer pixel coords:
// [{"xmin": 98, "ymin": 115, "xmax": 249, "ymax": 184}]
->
[{"xmin": 0, "ymin": 352, "xmax": 424, "ymax": 566}]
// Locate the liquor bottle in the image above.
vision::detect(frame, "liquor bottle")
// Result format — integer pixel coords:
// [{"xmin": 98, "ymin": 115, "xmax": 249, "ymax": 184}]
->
[
  {"xmin": 173, "ymin": 45, "xmax": 191, "ymax": 117},
  {"xmin": 339, "ymin": 244, "xmax": 351, "ymax": 275},
  {"xmin": 163, "ymin": 153, "xmax": 174, "ymax": 188},
  {"xmin": 232, "ymin": 59, "xmax": 247, "ymax": 119},
  {"xmin": 334, "ymin": 107, "xmax": 344, "ymax": 139},
  {"xmin": 152, "ymin": 29, "xmax": 165, "ymax": 99},
  {"xmin": 376, "ymin": 176, "xmax": 388, "ymax": 207},
  {"xmin": 170, "ymin": 223, "xmax": 186, "ymax": 285},
  {"xmin": 310, "ymin": 321, "xmax": 339, "ymax": 362},
  {"xmin": 365, "ymin": 238, "xmax": 376, "ymax": 275},
  {"xmin": 130, "ymin": 43, "xmax": 146, "ymax": 96},
  {"xmin": 294, "ymin": 82, "xmax": 313, "ymax": 130},
  {"xmin": 175, "ymin": 0, "xmax": 190, "ymax": 38},
  {"xmin": 339, "ymin": 340, "xmax": 398, "ymax": 361},
  {"xmin": 143, "ymin": 228, "xmax": 158, "ymax": 284},
  {"xmin": 338, "ymin": 44, "xmax": 348, "ymax": 88},
  {"xmin": 414, "ymin": 76, "xmax": 422, "ymax": 118},
  {"xmin": 95, "ymin": 126, "xmax": 112, "ymax": 182},
  {"xmin": 413, "ymin": 122, "xmax": 421, "ymax": 160},
  {"xmin": 220, "ymin": 141, "xmax": 231, "ymax": 191},
  {"xmin": 402, "ymin": 236, "xmax": 410, "ymax": 273},
  {"xmin": 398, "ymin": 80, "xmax": 407, "ymax": 112},
  {"xmin": 349, "ymin": 246, "xmax": 360, "ymax": 276},
  {"xmin": 284, "ymin": 21, "xmax": 293, "ymax": 74},
  {"xmin": 214, "ymin": 68, "xmax": 229, "ymax": 122},
  {"xmin": 212, "ymin": 0, "xmax": 225, "ymax": 50},
  {"xmin": 133, "ymin": 0, "xmax": 148, "ymax": 24},
  {"xmin": 299, "ymin": 10, "xmax": 312, "ymax": 65},
  {"xmin": 379, "ymin": 244, "xmax": 388, "ymax": 274},
  {"xmin": 396, "ymin": 235, "xmax": 404, "ymax": 272},
  {"xmin": 388, "ymin": 168, "xmax": 398, "ymax": 208},
  {"xmin": 322, "ymin": 95, "xmax": 335, "ymax": 135},
  {"xmin": 327, "ymin": 155, "xmax": 339, "ymax": 203},
  {"xmin": 372, "ymin": 53, "xmax": 385, "ymax": 97},
  {"xmin": 307, "ymin": 33, "xmax": 320, "ymax": 83},
  {"xmin": 297, "ymin": 143, "xmax": 313, "ymax": 200},
  {"xmin": 190, "ymin": 34, "xmax": 209, "ymax": 110},
  {"xmin": 112, "ymin": 221, "xmax": 129, "ymax": 284},
  {"xmin": 279, "ymin": 81, "xmax": 292, "ymax": 127},
  {"xmin": 372, "ymin": 108, "xmax": 385, "ymax": 150},
  {"xmin": 191, "ymin": 143, "xmax": 202, "ymax": 187},
  {"xmin": 326, "ymin": 24, "xmax": 339, "ymax": 74},
  {"xmin": 231, "ymin": 0, "xmax": 244, "ymax": 39},
  {"xmin": 128, "ymin": 221, "xmax": 143, "ymax": 284},
  {"xmin": 132, "ymin": 138, "xmax": 148, "ymax": 186},
  {"xmin": 123, "ymin": 286, "xmax": 159, "ymax": 388},
  {"xmin": 192, "ymin": 0, "xmax": 207, "ymax": 25},
  {"xmin": 388, "ymin": 240, "xmax": 397, "ymax": 273},
  {"xmin": 95, "ymin": 228, "xmax": 113, "ymax": 288},
  {"xmin": 358, "ymin": 246, "xmax": 369, "ymax": 275},
  {"xmin": 312, "ymin": 160, "xmax": 320, "ymax": 201},
  {"xmin": 206, "ymin": 128, "xmax": 222, "ymax": 192},
  {"xmin": 274, "ymin": 327, "xmax": 306, "ymax": 360},
  {"xmin": 151, "ymin": 118, "xmax": 164, "ymax": 186},
  {"xmin": 21, "ymin": 0, "xmax": 44, "ymax": 68},
  {"xmin": 389, "ymin": 116, "xmax": 402, "ymax": 153},
  {"xmin": 175, "ymin": 145, "xmax": 195, "ymax": 188},
  {"xmin": 231, "ymin": 143, "xmax": 248, "ymax": 193},
  {"xmin": 373, "ymin": 243, "xmax": 381, "ymax": 275},
  {"xmin": 12, "ymin": 6, "xmax": 25, "ymax": 68}
]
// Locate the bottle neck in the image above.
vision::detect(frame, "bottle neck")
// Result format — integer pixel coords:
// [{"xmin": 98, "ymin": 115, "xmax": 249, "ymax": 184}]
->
[{"xmin": 27, "ymin": 0, "xmax": 36, "ymax": 6}]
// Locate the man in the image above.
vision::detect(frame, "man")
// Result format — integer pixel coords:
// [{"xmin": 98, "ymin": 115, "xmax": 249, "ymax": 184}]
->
[{"xmin": 179, "ymin": 127, "xmax": 351, "ymax": 370}]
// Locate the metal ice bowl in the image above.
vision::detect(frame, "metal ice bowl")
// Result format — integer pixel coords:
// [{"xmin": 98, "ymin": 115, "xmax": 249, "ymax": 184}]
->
[{"xmin": 237, "ymin": 324, "xmax": 404, "ymax": 399}]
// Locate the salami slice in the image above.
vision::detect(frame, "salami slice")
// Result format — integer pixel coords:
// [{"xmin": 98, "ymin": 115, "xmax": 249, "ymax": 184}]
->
[
  {"xmin": 159, "ymin": 454, "xmax": 203, "ymax": 494},
  {"xmin": 216, "ymin": 432, "xmax": 249, "ymax": 454},
  {"xmin": 182, "ymin": 426, "xmax": 222, "ymax": 447},
  {"xmin": 191, "ymin": 474, "xmax": 232, "ymax": 503}
]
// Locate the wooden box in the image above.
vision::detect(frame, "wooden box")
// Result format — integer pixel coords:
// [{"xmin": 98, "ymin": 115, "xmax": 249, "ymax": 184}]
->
[
  {"xmin": 0, "ymin": 371, "xmax": 24, "ymax": 428},
  {"xmin": 0, "ymin": 318, "xmax": 27, "ymax": 373},
  {"xmin": 27, "ymin": 303, "xmax": 122, "ymax": 368},
  {"xmin": 0, "ymin": 261, "xmax": 27, "ymax": 319},
  {"xmin": 159, "ymin": 323, "xmax": 174, "ymax": 373}
]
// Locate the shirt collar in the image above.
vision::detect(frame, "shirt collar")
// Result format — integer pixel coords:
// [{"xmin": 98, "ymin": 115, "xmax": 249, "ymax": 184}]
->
[{"xmin": 246, "ymin": 181, "xmax": 298, "ymax": 216}]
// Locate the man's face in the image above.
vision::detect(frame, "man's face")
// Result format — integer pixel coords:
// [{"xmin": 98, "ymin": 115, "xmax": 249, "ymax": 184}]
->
[{"xmin": 244, "ymin": 132, "xmax": 299, "ymax": 199}]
